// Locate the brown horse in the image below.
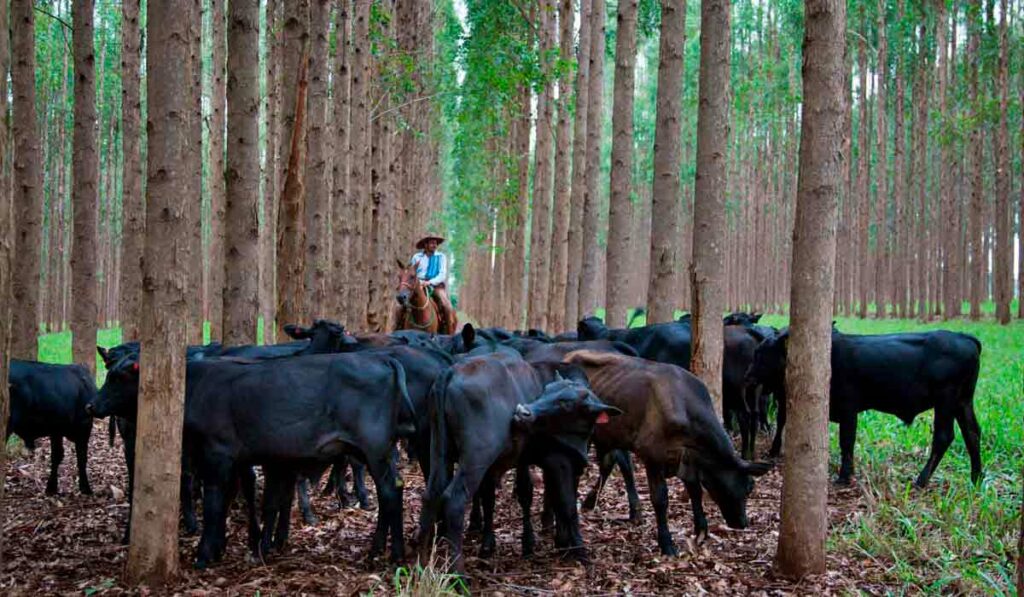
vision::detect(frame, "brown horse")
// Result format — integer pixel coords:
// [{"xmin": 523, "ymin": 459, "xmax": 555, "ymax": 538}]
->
[{"xmin": 393, "ymin": 261, "xmax": 456, "ymax": 335}]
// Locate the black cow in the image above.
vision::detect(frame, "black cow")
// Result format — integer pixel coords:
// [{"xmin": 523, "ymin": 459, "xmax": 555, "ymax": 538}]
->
[
  {"xmin": 188, "ymin": 353, "xmax": 414, "ymax": 567},
  {"xmin": 417, "ymin": 352, "xmax": 619, "ymax": 572},
  {"xmin": 746, "ymin": 329, "xmax": 983, "ymax": 486},
  {"xmin": 7, "ymin": 361, "xmax": 96, "ymax": 495}
]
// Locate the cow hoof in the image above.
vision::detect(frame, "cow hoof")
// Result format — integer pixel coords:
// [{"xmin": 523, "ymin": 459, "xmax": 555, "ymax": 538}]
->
[
  {"xmin": 45, "ymin": 485, "xmax": 59, "ymax": 496},
  {"xmin": 659, "ymin": 543, "xmax": 679, "ymax": 557},
  {"xmin": 359, "ymin": 500, "xmax": 372, "ymax": 511},
  {"xmin": 80, "ymin": 485, "xmax": 94, "ymax": 496},
  {"xmin": 303, "ymin": 514, "xmax": 320, "ymax": 526},
  {"xmin": 194, "ymin": 556, "xmax": 211, "ymax": 570},
  {"xmin": 832, "ymin": 476, "xmax": 853, "ymax": 487},
  {"xmin": 581, "ymin": 494, "xmax": 597, "ymax": 512},
  {"xmin": 479, "ymin": 540, "xmax": 496, "ymax": 559}
]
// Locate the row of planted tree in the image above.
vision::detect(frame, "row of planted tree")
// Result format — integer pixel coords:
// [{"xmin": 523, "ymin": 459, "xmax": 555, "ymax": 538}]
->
[
  {"xmin": 454, "ymin": 0, "xmax": 1023, "ymax": 331},
  {"xmin": 6, "ymin": 0, "xmax": 446, "ymax": 369}
]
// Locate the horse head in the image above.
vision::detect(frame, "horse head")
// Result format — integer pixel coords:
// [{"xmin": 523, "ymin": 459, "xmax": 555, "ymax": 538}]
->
[{"xmin": 395, "ymin": 259, "xmax": 423, "ymax": 309}]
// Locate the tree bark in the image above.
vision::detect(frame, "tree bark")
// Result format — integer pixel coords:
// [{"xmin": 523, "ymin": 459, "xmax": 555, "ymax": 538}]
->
[
  {"xmin": 509, "ymin": 89, "xmax": 531, "ymax": 329},
  {"xmin": 71, "ymin": 0, "xmax": 99, "ymax": 375},
  {"xmin": 305, "ymin": 0, "xmax": 331, "ymax": 317},
  {"xmin": 547, "ymin": 0, "xmax": 574, "ymax": 333},
  {"xmin": 260, "ymin": 0, "xmax": 281, "ymax": 342},
  {"xmin": 690, "ymin": 0, "xmax": 730, "ymax": 417},
  {"xmin": 332, "ymin": 1, "xmax": 352, "ymax": 321},
  {"xmin": 578, "ymin": 0, "xmax": 606, "ymax": 318},
  {"xmin": 120, "ymin": 0, "xmax": 143, "ymax": 342},
  {"xmin": 935, "ymin": 0, "xmax": 955, "ymax": 320},
  {"xmin": 647, "ymin": 0, "xmax": 686, "ymax": 324},
  {"xmin": 349, "ymin": 0, "xmax": 371, "ymax": 330},
  {"xmin": 856, "ymin": 7, "xmax": 869, "ymax": 319},
  {"xmin": 967, "ymin": 4, "xmax": 983, "ymax": 320},
  {"xmin": 188, "ymin": 0, "xmax": 203, "ymax": 343},
  {"xmin": 10, "ymin": 0, "xmax": 42, "ymax": 360},
  {"xmin": 874, "ymin": 0, "xmax": 889, "ymax": 318},
  {"xmin": 775, "ymin": 0, "xmax": 844, "ymax": 578},
  {"xmin": 527, "ymin": 1, "xmax": 555, "ymax": 331},
  {"xmin": 223, "ymin": 0, "xmax": 261, "ymax": 346},
  {"xmin": 604, "ymin": 0, "xmax": 638, "ymax": 329},
  {"xmin": 992, "ymin": 0, "xmax": 1010, "ymax": 324},
  {"xmin": 126, "ymin": 0, "xmax": 195, "ymax": 583},
  {"xmin": 206, "ymin": 0, "xmax": 227, "ymax": 340},
  {"xmin": 0, "ymin": 0, "xmax": 12, "ymax": 526},
  {"xmin": 565, "ymin": 0, "xmax": 592, "ymax": 329},
  {"xmin": 276, "ymin": 43, "xmax": 310, "ymax": 336},
  {"xmin": 892, "ymin": 0, "xmax": 906, "ymax": 320}
]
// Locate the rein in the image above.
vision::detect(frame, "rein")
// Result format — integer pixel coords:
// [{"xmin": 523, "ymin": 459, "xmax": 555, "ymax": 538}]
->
[{"xmin": 399, "ymin": 278, "xmax": 437, "ymax": 330}]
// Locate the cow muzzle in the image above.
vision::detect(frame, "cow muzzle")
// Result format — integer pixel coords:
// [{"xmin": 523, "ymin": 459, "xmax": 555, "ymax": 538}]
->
[{"xmin": 512, "ymin": 403, "xmax": 535, "ymax": 426}]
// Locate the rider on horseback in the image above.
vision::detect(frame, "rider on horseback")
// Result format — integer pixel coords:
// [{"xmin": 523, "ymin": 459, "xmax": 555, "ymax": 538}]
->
[{"xmin": 400, "ymin": 233, "xmax": 455, "ymax": 333}]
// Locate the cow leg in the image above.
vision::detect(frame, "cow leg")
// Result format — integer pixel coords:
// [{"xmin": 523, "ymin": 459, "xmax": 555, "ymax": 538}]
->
[
  {"xmin": 195, "ymin": 456, "xmax": 232, "ymax": 569},
  {"xmin": 836, "ymin": 413, "xmax": 858, "ymax": 485},
  {"xmin": 296, "ymin": 477, "xmax": 319, "ymax": 525},
  {"xmin": 915, "ymin": 405, "xmax": 955, "ymax": 488},
  {"xmin": 468, "ymin": 493, "xmax": 484, "ymax": 532},
  {"xmin": 366, "ymin": 456, "xmax": 405, "ymax": 563},
  {"xmin": 581, "ymin": 446, "xmax": 616, "ymax": 512},
  {"xmin": 644, "ymin": 460, "xmax": 677, "ymax": 556},
  {"xmin": 616, "ymin": 450, "xmax": 641, "ymax": 523},
  {"xmin": 478, "ymin": 474, "xmax": 498, "ymax": 558},
  {"xmin": 515, "ymin": 463, "xmax": 536, "ymax": 557},
  {"xmin": 352, "ymin": 461, "xmax": 371, "ymax": 510},
  {"xmin": 682, "ymin": 477, "xmax": 708, "ymax": 542},
  {"xmin": 543, "ymin": 457, "xmax": 587, "ymax": 564},
  {"xmin": 46, "ymin": 435, "xmax": 64, "ymax": 495},
  {"xmin": 955, "ymin": 402, "xmax": 983, "ymax": 485},
  {"xmin": 273, "ymin": 471, "xmax": 297, "ymax": 551},
  {"xmin": 740, "ymin": 386, "xmax": 757, "ymax": 461},
  {"xmin": 237, "ymin": 466, "xmax": 261, "ymax": 555},
  {"xmin": 74, "ymin": 431, "xmax": 93, "ymax": 495},
  {"xmin": 441, "ymin": 468, "xmax": 483, "ymax": 573},
  {"xmin": 181, "ymin": 469, "xmax": 199, "ymax": 535},
  {"xmin": 769, "ymin": 395, "xmax": 786, "ymax": 458}
]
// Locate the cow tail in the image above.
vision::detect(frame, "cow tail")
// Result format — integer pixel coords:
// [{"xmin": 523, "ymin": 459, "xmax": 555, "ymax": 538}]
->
[
  {"xmin": 108, "ymin": 418, "xmax": 117, "ymax": 447},
  {"xmin": 426, "ymin": 368, "xmax": 454, "ymax": 498},
  {"xmin": 387, "ymin": 358, "xmax": 416, "ymax": 438}
]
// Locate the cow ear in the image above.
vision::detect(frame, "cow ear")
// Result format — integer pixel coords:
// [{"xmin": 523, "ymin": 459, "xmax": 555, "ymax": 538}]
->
[
  {"xmin": 751, "ymin": 313, "xmax": 763, "ymax": 323},
  {"xmin": 461, "ymin": 324, "xmax": 476, "ymax": 347},
  {"xmin": 283, "ymin": 324, "xmax": 308, "ymax": 339},
  {"xmin": 97, "ymin": 346, "xmax": 110, "ymax": 362}
]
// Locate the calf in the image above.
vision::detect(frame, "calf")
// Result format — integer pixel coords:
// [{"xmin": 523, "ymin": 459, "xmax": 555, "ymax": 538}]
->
[
  {"xmin": 746, "ymin": 329, "xmax": 982, "ymax": 487},
  {"xmin": 7, "ymin": 361, "xmax": 96, "ymax": 495},
  {"xmin": 564, "ymin": 350, "xmax": 770, "ymax": 555},
  {"xmin": 417, "ymin": 352, "xmax": 619, "ymax": 572}
]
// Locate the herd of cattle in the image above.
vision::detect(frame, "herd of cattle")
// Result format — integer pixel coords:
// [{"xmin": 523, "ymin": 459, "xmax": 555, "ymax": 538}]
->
[{"xmin": 5, "ymin": 313, "xmax": 983, "ymax": 572}]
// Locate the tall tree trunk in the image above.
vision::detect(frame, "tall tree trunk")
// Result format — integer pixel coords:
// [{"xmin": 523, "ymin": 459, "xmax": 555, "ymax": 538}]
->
[
  {"xmin": 856, "ymin": 7, "xmax": 870, "ymax": 319},
  {"xmin": 305, "ymin": 0, "xmax": 331, "ymax": 317},
  {"xmin": 276, "ymin": 40, "xmax": 310, "ymax": 336},
  {"xmin": 647, "ymin": 0, "xmax": 686, "ymax": 324},
  {"xmin": 892, "ymin": 0, "xmax": 906, "ymax": 320},
  {"xmin": 1018, "ymin": 39, "xmax": 1023, "ymax": 321},
  {"xmin": 127, "ymin": 0, "xmax": 195, "ymax": 583},
  {"xmin": 690, "ymin": 0, "xmax": 730, "ymax": 417},
  {"xmin": 10, "ymin": 0, "xmax": 42, "ymax": 360},
  {"xmin": 968, "ymin": 4, "xmax": 983, "ymax": 321},
  {"xmin": 527, "ymin": 1, "xmax": 555, "ymax": 331},
  {"xmin": 121, "ymin": 0, "xmax": 143, "ymax": 342},
  {"xmin": 332, "ymin": 1, "xmax": 352, "ymax": 321},
  {"xmin": 579, "ymin": 0, "xmax": 606, "ymax": 318},
  {"xmin": 565, "ymin": 0, "xmax": 592, "ymax": 329},
  {"xmin": 936, "ymin": 0, "xmax": 955, "ymax": 319},
  {"xmin": 207, "ymin": 0, "xmax": 227, "ymax": 340},
  {"xmin": 0, "ymin": 0, "xmax": 12, "ymax": 520},
  {"xmin": 547, "ymin": 0, "xmax": 574, "ymax": 333},
  {"xmin": 604, "ymin": 0, "xmax": 638, "ymax": 328},
  {"xmin": 992, "ymin": 0, "xmax": 1010, "ymax": 324},
  {"xmin": 509, "ymin": 90, "xmax": 531, "ymax": 329},
  {"xmin": 223, "ymin": 0, "xmax": 261, "ymax": 346},
  {"xmin": 188, "ymin": 0, "xmax": 203, "ymax": 343},
  {"xmin": 71, "ymin": 0, "xmax": 99, "ymax": 375},
  {"xmin": 874, "ymin": 0, "xmax": 889, "ymax": 318},
  {"xmin": 349, "ymin": 0, "xmax": 370, "ymax": 330},
  {"xmin": 775, "ymin": 0, "xmax": 844, "ymax": 577},
  {"xmin": 261, "ymin": 0, "xmax": 281, "ymax": 342}
]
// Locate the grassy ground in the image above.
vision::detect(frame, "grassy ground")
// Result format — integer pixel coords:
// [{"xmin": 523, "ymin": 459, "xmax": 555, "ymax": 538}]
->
[{"xmin": 19, "ymin": 313, "xmax": 1024, "ymax": 593}]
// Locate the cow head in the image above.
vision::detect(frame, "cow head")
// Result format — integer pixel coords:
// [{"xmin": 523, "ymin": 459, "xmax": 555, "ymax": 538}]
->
[
  {"xmin": 745, "ymin": 331, "xmax": 788, "ymax": 396},
  {"xmin": 283, "ymin": 319, "xmax": 359, "ymax": 353},
  {"xmin": 98, "ymin": 342, "xmax": 140, "ymax": 370},
  {"xmin": 697, "ymin": 459, "xmax": 771, "ymax": 529},
  {"xmin": 516, "ymin": 372, "xmax": 622, "ymax": 436},
  {"xmin": 87, "ymin": 354, "xmax": 141, "ymax": 419},
  {"xmin": 577, "ymin": 316, "xmax": 609, "ymax": 340}
]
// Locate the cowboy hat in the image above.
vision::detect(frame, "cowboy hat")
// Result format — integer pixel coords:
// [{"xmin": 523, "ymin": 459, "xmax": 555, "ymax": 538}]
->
[{"xmin": 415, "ymin": 234, "xmax": 446, "ymax": 250}]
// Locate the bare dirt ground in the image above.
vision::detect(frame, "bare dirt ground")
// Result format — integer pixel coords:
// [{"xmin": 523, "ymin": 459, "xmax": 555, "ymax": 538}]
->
[{"xmin": 2, "ymin": 421, "xmax": 898, "ymax": 595}]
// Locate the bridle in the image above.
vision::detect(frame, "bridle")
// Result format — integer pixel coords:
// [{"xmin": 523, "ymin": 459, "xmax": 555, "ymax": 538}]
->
[{"xmin": 398, "ymin": 275, "xmax": 436, "ymax": 330}]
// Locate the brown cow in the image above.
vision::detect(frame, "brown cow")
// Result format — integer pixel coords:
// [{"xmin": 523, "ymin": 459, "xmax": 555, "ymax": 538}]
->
[{"xmin": 563, "ymin": 350, "xmax": 771, "ymax": 555}]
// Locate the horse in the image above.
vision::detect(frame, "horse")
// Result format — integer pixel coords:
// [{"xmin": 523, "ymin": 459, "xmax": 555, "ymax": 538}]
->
[{"xmin": 393, "ymin": 261, "xmax": 456, "ymax": 335}]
